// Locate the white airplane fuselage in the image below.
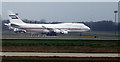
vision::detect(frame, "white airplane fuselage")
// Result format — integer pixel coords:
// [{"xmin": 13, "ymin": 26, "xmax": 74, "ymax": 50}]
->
[
  {"xmin": 6, "ymin": 10, "xmax": 90, "ymax": 35},
  {"xmin": 16, "ymin": 23, "xmax": 90, "ymax": 33}
]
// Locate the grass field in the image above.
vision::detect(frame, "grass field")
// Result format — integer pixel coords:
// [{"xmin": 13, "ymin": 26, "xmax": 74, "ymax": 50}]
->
[
  {"xmin": 2, "ymin": 56, "xmax": 119, "ymax": 62},
  {"xmin": 2, "ymin": 39, "xmax": 119, "ymax": 53}
]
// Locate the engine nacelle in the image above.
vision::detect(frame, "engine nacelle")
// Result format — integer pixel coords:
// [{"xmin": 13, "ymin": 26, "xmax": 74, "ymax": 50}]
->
[
  {"xmin": 54, "ymin": 29, "xmax": 68, "ymax": 34},
  {"xmin": 60, "ymin": 31, "xmax": 68, "ymax": 34},
  {"xmin": 42, "ymin": 29, "xmax": 50, "ymax": 33},
  {"xmin": 14, "ymin": 28, "xmax": 26, "ymax": 33},
  {"xmin": 53, "ymin": 29, "xmax": 61, "ymax": 33}
]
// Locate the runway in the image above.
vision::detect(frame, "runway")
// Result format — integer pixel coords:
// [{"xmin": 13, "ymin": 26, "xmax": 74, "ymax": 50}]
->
[
  {"xmin": 2, "ymin": 35, "xmax": 118, "ymax": 40},
  {"xmin": 1, "ymin": 52, "xmax": 119, "ymax": 57}
]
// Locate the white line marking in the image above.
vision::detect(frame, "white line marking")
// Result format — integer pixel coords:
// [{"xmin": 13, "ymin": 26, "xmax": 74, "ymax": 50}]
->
[{"xmin": 1, "ymin": 52, "xmax": 119, "ymax": 57}]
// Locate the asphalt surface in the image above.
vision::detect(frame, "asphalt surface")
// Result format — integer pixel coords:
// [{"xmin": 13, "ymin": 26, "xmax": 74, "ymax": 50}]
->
[
  {"xmin": 2, "ymin": 35, "xmax": 118, "ymax": 40},
  {"xmin": 1, "ymin": 52, "xmax": 119, "ymax": 57}
]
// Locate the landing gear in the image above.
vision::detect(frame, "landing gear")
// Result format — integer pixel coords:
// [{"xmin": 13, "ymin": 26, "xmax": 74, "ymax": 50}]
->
[
  {"xmin": 80, "ymin": 32, "xmax": 82, "ymax": 36},
  {"xmin": 15, "ymin": 31, "xmax": 26, "ymax": 33},
  {"xmin": 46, "ymin": 33, "xmax": 57, "ymax": 36},
  {"xmin": 41, "ymin": 32, "xmax": 57, "ymax": 36}
]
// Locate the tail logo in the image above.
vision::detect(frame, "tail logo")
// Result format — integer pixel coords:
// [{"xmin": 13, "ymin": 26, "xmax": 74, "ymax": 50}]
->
[{"xmin": 9, "ymin": 15, "xmax": 18, "ymax": 19}]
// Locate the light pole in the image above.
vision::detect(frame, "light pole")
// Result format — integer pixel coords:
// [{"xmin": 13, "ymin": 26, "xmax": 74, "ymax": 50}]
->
[
  {"xmin": 114, "ymin": 11, "xmax": 118, "ymax": 36},
  {"xmin": 114, "ymin": 11, "xmax": 118, "ymax": 23}
]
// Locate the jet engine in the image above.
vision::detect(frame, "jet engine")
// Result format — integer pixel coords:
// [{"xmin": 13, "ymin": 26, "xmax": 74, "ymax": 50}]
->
[
  {"xmin": 54, "ymin": 29, "xmax": 68, "ymax": 34},
  {"xmin": 53, "ymin": 29, "xmax": 61, "ymax": 33},
  {"xmin": 60, "ymin": 30, "xmax": 68, "ymax": 34},
  {"xmin": 14, "ymin": 28, "xmax": 26, "ymax": 33},
  {"xmin": 42, "ymin": 29, "xmax": 50, "ymax": 33}
]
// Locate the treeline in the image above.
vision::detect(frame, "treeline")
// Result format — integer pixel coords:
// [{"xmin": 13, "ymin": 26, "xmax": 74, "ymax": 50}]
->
[
  {"xmin": 2, "ymin": 19, "xmax": 120, "ymax": 31},
  {"xmin": 82, "ymin": 21, "xmax": 119, "ymax": 31}
]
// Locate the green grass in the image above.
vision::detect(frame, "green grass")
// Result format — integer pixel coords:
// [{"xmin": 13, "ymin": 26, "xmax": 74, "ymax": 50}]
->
[
  {"xmin": 2, "ymin": 39, "xmax": 118, "ymax": 48},
  {"xmin": 2, "ymin": 39, "xmax": 119, "ymax": 53},
  {"xmin": 2, "ymin": 60, "xmax": 118, "ymax": 62},
  {"xmin": 2, "ymin": 56, "xmax": 118, "ymax": 62}
]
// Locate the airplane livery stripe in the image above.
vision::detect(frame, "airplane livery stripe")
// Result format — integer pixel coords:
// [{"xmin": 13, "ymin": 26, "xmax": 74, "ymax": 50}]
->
[{"xmin": 20, "ymin": 28, "xmax": 89, "ymax": 30}]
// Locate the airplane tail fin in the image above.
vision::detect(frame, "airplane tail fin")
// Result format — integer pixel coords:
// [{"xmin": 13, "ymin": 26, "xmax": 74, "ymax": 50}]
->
[{"xmin": 7, "ymin": 10, "xmax": 25, "ymax": 24}]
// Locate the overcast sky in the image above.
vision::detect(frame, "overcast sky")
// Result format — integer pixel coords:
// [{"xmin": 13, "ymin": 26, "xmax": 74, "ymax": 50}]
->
[
  {"xmin": 2, "ymin": 0, "xmax": 120, "ymax": 2},
  {"xmin": 2, "ymin": 2, "xmax": 118, "ymax": 22}
]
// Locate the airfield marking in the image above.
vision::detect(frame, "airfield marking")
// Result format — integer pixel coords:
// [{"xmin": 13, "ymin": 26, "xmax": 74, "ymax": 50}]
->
[{"xmin": 1, "ymin": 52, "xmax": 119, "ymax": 57}]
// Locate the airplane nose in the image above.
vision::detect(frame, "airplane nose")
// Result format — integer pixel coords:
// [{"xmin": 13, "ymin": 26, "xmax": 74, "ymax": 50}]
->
[
  {"xmin": 87, "ymin": 27, "xmax": 90, "ymax": 30},
  {"xmin": 86, "ymin": 26, "xmax": 90, "ymax": 31}
]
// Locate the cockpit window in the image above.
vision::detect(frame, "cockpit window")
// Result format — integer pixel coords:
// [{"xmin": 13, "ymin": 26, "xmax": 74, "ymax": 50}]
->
[{"xmin": 9, "ymin": 15, "xmax": 18, "ymax": 19}]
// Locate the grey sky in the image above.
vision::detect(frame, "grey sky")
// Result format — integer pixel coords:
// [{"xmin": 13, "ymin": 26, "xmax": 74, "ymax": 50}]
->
[
  {"xmin": 2, "ymin": 2, "xmax": 118, "ymax": 22},
  {"xmin": 2, "ymin": 0, "xmax": 120, "ymax": 2},
  {"xmin": 0, "ymin": 0, "xmax": 2, "ymax": 15}
]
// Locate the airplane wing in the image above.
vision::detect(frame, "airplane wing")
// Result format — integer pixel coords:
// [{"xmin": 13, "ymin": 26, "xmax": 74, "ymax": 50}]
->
[
  {"xmin": 42, "ymin": 25, "xmax": 69, "ymax": 34},
  {"xmin": 42, "ymin": 26, "xmax": 55, "ymax": 30}
]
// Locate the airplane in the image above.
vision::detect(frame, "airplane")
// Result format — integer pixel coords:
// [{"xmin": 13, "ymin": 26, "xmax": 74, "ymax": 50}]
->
[{"xmin": 5, "ymin": 10, "xmax": 90, "ymax": 36}]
